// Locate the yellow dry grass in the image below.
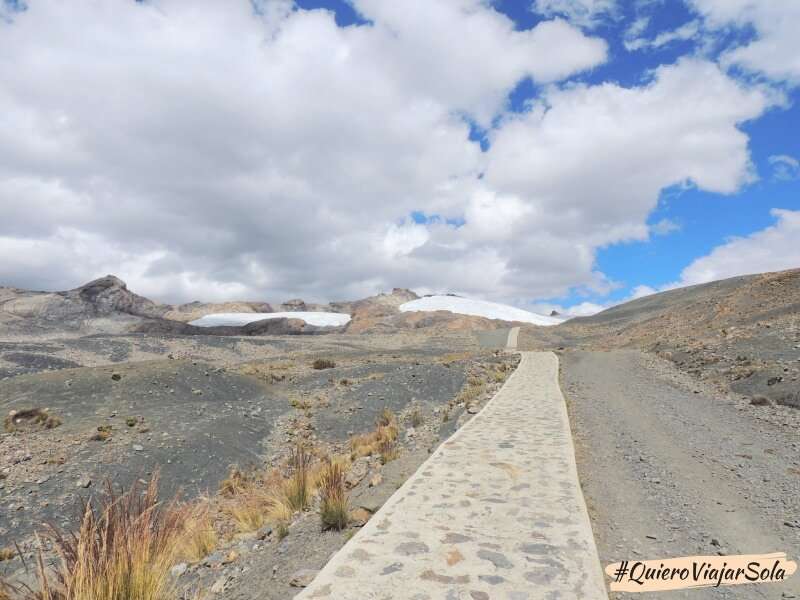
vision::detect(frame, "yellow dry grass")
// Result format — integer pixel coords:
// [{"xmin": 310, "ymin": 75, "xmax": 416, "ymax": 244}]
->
[
  {"xmin": 4, "ymin": 408, "xmax": 62, "ymax": 433},
  {"xmin": 32, "ymin": 474, "xmax": 187, "ymax": 600},
  {"xmin": 350, "ymin": 410, "xmax": 399, "ymax": 463},
  {"xmin": 318, "ymin": 460, "xmax": 349, "ymax": 531},
  {"xmin": 176, "ymin": 503, "xmax": 218, "ymax": 562}
]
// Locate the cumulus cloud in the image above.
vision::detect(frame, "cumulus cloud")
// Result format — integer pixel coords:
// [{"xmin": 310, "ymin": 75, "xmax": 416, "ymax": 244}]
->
[
  {"xmin": 688, "ymin": 0, "xmax": 800, "ymax": 83},
  {"xmin": 0, "ymin": 1, "xmax": 778, "ymax": 306},
  {"xmin": 482, "ymin": 58, "xmax": 770, "ymax": 295},
  {"xmin": 677, "ymin": 209, "xmax": 800, "ymax": 286}
]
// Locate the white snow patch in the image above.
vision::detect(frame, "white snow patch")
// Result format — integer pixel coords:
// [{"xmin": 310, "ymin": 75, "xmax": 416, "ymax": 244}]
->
[
  {"xmin": 399, "ymin": 296, "xmax": 563, "ymax": 326},
  {"xmin": 188, "ymin": 312, "xmax": 351, "ymax": 328}
]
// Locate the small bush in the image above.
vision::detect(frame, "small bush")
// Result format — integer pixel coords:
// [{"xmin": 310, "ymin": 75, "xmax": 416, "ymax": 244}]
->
[
  {"xmin": 0, "ymin": 548, "xmax": 15, "ymax": 562},
  {"xmin": 312, "ymin": 359, "xmax": 336, "ymax": 370},
  {"xmin": 289, "ymin": 397, "xmax": 312, "ymax": 410},
  {"xmin": 4, "ymin": 408, "xmax": 62, "ymax": 433},
  {"xmin": 749, "ymin": 395, "xmax": 771, "ymax": 406},
  {"xmin": 408, "ymin": 408, "xmax": 423, "ymax": 428},
  {"xmin": 125, "ymin": 417, "xmax": 138, "ymax": 427},
  {"xmin": 90, "ymin": 424, "xmax": 112, "ymax": 442},
  {"xmin": 318, "ymin": 460, "xmax": 349, "ymax": 531},
  {"xmin": 275, "ymin": 521, "xmax": 290, "ymax": 541}
]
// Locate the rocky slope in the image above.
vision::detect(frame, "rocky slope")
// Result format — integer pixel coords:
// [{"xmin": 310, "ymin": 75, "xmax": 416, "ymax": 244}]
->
[
  {"xmin": 0, "ymin": 275, "xmax": 167, "ymax": 335},
  {"xmin": 520, "ymin": 267, "xmax": 800, "ymax": 405}
]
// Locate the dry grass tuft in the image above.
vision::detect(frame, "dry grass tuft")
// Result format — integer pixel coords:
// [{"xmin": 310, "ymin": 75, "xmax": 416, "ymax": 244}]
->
[
  {"xmin": 318, "ymin": 460, "xmax": 348, "ymax": 531},
  {"xmin": 219, "ymin": 466, "xmax": 253, "ymax": 498},
  {"xmin": 408, "ymin": 408, "xmax": 423, "ymax": 428},
  {"xmin": 177, "ymin": 502, "xmax": 218, "ymax": 562},
  {"xmin": 289, "ymin": 396, "xmax": 313, "ymax": 411},
  {"xmin": 312, "ymin": 358, "xmax": 336, "ymax": 370},
  {"xmin": 31, "ymin": 473, "xmax": 187, "ymax": 600},
  {"xmin": 89, "ymin": 425, "xmax": 112, "ymax": 442},
  {"xmin": 0, "ymin": 549, "xmax": 15, "ymax": 562},
  {"xmin": 350, "ymin": 410, "xmax": 399, "ymax": 462},
  {"xmin": 4, "ymin": 408, "xmax": 62, "ymax": 433},
  {"xmin": 456, "ymin": 377, "xmax": 486, "ymax": 407},
  {"xmin": 225, "ymin": 491, "xmax": 272, "ymax": 533},
  {"xmin": 283, "ymin": 444, "xmax": 312, "ymax": 512},
  {"xmin": 376, "ymin": 407, "xmax": 395, "ymax": 428}
]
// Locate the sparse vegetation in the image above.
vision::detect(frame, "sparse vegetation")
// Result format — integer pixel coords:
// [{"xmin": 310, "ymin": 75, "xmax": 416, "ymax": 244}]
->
[
  {"xmin": 0, "ymin": 548, "xmax": 15, "ymax": 562},
  {"xmin": 455, "ymin": 374, "xmax": 486, "ymax": 409},
  {"xmin": 90, "ymin": 424, "xmax": 112, "ymax": 442},
  {"xmin": 312, "ymin": 358, "xmax": 336, "ymax": 370},
  {"xmin": 4, "ymin": 408, "xmax": 62, "ymax": 433},
  {"xmin": 408, "ymin": 408, "xmax": 423, "ymax": 427},
  {"xmin": 24, "ymin": 474, "xmax": 187, "ymax": 600},
  {"xmin": 376, "ymin": 406, "xmax": 395, "ymax": 427},
  {"xmin": 225, "ymin": 490, "xmax": 272, "ymax": 532},
  {"xmin": 283, "ymin": 444, "xmax": 312, "ymax": 512},
  {"xmin": 177, "ymin": 503, "xmax": 218, "ymax": 562},
  {"xmin": 318, "ymin": 459, "xmax": 349, "ymax": 531},
  {"xmin": 350, "ymin": 409, "xmax": 399, "ymax": 462},
  {"xmin": 289, "ymin": 396, "xmax": 313, "ymax": 410}
]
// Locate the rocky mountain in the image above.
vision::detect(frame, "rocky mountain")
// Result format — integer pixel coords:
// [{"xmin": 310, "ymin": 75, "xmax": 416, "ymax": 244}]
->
[
  {"xmin": 0, "ymin": 277, "xmax": 513, "ymax": 338},
  {"xmin": 0, "ymin": 275, "xmax": 167, "ymax": 335}
]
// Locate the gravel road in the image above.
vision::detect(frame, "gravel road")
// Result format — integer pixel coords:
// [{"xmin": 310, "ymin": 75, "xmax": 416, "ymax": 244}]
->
[{"xmin": 561, "ymin": 350, "xmax": 799, "ymax": 599}]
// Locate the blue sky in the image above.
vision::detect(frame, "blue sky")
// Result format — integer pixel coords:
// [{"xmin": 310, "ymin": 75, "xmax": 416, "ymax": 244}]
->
[
  {"xmin": 302, "ymin": 0, "xmax": 800, "ymax": 311},
  {"xmin": 1, "ymin": 0, "xmax": 799, "ymax": 310}
]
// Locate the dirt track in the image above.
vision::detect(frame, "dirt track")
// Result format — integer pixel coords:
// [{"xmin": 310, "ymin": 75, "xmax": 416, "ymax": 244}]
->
[{"xmin": 561, "ymin": 350, "xmax": 800, "ymax": 599}]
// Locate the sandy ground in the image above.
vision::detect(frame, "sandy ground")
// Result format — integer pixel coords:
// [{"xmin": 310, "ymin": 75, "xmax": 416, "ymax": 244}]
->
[{"xmin": 561, "ymin": 350, "xmax": 800, "ymax": 599}]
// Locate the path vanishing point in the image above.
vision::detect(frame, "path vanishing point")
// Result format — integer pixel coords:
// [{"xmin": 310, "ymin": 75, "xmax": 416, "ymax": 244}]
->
[{"xmin": 296, "ymin": 344, "xmax": 608, "ymax": 599}]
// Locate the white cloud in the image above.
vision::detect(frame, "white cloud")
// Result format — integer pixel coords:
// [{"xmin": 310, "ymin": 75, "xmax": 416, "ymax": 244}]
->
[
  {"xmin": 532, "ymin": 0, "xmax": 618, "ymax": 29},
  {"xmin": 688, "ymin": 1, "xmax": 800, "ymax": 83},
  {"xmin": 677, "ymin": 209, "xmax": 800, "ymax": 286},
  {"xmin": 768, "ymin": 155, "xmax": 800, "ymax": 181},
  {"xmin": 483, "ymin": 58, "xmax": 770, "ymax": 294},
  {"xmin": 650, "ymin": 218, "xmax": 681, "ymax": 236},
  {"xmin": 349, "ymin": 1, "xmax": 607, "ymax": 125},
  {"xmin": 0, "ymin": 1, "xmax": 779, "ymax": 308},
  {"xmin": 624, "ymin": 19, "xmax": 700, "ymax": 51}
]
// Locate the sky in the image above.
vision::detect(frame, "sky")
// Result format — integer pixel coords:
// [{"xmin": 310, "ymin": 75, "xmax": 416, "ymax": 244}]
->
[{"xmin": 1, "ymin": 0, "xmax": 799, "ymax": 314}]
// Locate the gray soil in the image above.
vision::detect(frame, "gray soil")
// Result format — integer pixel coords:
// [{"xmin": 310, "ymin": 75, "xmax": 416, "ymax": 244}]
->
[
  {"xmin": 0, "ymin": 327, "xmax": 515, "ymax": 599},
  {"xmin": 561, "ymin": 350, "xmax": 800, "ymax": 599}
]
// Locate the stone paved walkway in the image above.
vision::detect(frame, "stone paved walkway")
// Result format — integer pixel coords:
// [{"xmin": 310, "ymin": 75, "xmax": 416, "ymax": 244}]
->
[
  {"xmin": 506, "ymin": 326, "xmax": 520, "ymax": 349},
  {"xmin": 295, "ymin": 352, "xmax": 608, "ymax": 600}
]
